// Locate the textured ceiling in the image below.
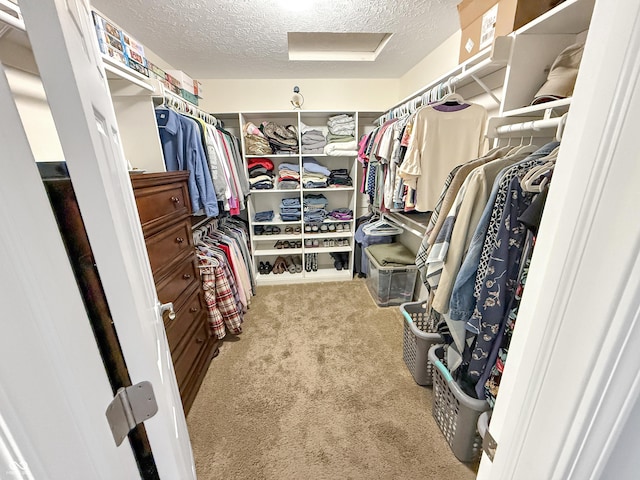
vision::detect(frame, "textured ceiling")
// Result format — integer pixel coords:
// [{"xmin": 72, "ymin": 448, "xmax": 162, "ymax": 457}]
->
[{"xmin": 91, "ymin": 0, "xmax": 461, "ymax": 79}]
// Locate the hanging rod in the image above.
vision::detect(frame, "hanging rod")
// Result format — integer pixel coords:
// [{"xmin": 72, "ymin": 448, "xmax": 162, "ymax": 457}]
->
[
  {"xmin": 491, "ymin": 117, "xmax": 564, "ymax": 138},
  {"xmin": 0, "ymin": 0, "xmax": 25, "ymax": 32}
]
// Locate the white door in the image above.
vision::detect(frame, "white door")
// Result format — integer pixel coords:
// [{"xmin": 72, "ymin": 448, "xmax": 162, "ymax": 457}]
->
[
  {"xmin": 0, "ymin": 62, "xmax": 142, "ymax": 478},
  {"xmin": 477, "ymin": 0, "xmax": 640, "ymax": 478},
  {"xmin": 12, "ymin": 0, "xmax": 195, "ymax": 478}
]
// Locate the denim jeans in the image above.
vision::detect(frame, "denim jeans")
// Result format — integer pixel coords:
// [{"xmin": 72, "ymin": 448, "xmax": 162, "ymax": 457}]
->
[{"xmin": 448, "ymin": 142, "xmax": 560, "ymax": 323}]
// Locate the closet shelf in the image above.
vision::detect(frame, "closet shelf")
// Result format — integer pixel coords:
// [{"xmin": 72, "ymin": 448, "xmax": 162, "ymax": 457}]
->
[
  {"xmin": 102, "ymin": 54, "xmax": 154, "ymax": 92},
  {"xmin": 254, "ymin": 248, "xmax": 303, "ymax": 256},
  {"xmin": 306, "ymin": 246, "xmax": 352, "ymax": 254},
  {"xmin": 302, "ymin": 187, "xmax": 355, "ymax": 193},
  {"xmin": 516, "ymin": 0, "xmax": 595, "ymax": 35},
  {"xmin": 252, "ymin": 220, "xmax": 302, "ymax": 226},
  {"xmin": 246, "ymin": 154, "xmax": 299, "ymax": 159},
  {"xmin": 255, "ymin": 272, "xmax": 305, "ymax": 285},
  {"xmin": 304, "ymin": 269, "xmax": 352, "ymax": 281},
  {"xmin": 302, "ymin": 232, "xmax": 353, "ymax": 239},
  {"xmin": 250, "ymin": 189, "xmax": 300, "ymax": 193},
  {"xmin": 502, "ymin": 98, "xmax": 572, "ymax": 118},
  {"xmin": 253, "ymin": 234, "xmax": 302, "ymax": 241}
]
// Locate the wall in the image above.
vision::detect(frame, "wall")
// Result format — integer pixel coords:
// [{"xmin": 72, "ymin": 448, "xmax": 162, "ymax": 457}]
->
[
  {"xmin": 398, "ymin": 30, "xmax": 461, "ymax": 100},
  {"xmin": 198, "ymin": 78, "xmax": 399, "ymax": 113}
]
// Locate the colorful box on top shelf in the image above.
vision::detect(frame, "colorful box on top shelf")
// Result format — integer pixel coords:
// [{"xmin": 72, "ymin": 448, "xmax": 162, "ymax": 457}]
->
[
  {"xmin": 92, "ymin": 11, "xmax": 127, "ymax": 66},
  {"xmin": 180, "ymin": 89, "xmax": 199, "ymax": 106},
  {"xmin": 166, "ymin": 70, "xmax": 196, "ymax": 95}
]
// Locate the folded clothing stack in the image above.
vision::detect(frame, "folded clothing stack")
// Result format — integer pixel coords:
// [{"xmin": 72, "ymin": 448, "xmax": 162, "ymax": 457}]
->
[
  {"xmin": 254, "ymin": 210, "xmax": 274, "ymax": 222},
  {"xmin": 328, "ymin": 208, "xmax": 353, "ymax": 221},
  {"xmin": 327, "ymin": 114, "xmax": 355, "ymax": 136},
  {"xmin": 302, "ymin": 157, "xmax": 330, "ymax": 188},
  {"xmin": 329, "ymin": 168, "xmax": 352, "ymax": 187},
  {"xmin": 248, "ymin": 157, "xmax": 275, "ymax": 190},
  {"xmin": 301, "ymin": 124, "xmax": 327, "ymax": 154},
  {"xmin": 280, "ymin": 197, "xmax": 301, "ymax": 222},
  {"xmin": 244, "ymin": 122, "xmax": 272, "ymax": 155},
  {"xmin": 261, "ymin": 122, "xmax": 299, "ymax": 154},
  {"xmin": 303, "ymin": 193, "xmax": 328, "ymax": 223},
  {"xmin": 277, "ymin": 162, "xmax": 300, "ymax": 190}
]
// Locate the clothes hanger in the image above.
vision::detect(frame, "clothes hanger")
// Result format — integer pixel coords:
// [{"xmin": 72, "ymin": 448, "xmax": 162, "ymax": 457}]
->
[
  {"xmin": 362, "ymin": 214, "xmax": 404, "ymax": 236},
  {"xmin": 520, "ymin": 153, "xmax": 558, "ymax": 192}
]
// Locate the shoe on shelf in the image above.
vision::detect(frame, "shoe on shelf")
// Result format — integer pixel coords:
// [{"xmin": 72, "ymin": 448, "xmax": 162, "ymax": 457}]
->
[
  {"xmin": 328, "ymin": 223, "xmax": 336, "ymax": 232},
  {"xmin": 305, "ymin": 254, "xmax": 312, "ymax": 272},
  {"xmin": 312, "ymin": 253, "xmax": 318, "ymax": 271},
  {"xmin": 259, "ymin": 261, "xmax": 266, "ymax": 274},
  {"xmin": 265, "ymin": 261, "xmax": 273, "ymax": 274}
]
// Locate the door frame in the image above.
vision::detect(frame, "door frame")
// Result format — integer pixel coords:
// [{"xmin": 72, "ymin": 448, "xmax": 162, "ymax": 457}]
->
[{"xmin": 477, "ymin": 0, "xmax": 640, "ymax": 477}]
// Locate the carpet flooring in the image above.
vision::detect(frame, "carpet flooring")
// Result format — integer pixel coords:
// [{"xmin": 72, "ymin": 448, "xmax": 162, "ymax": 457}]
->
[{"xmin": 187, "ymin": 280, "xmax": 477, "ymax": 480}]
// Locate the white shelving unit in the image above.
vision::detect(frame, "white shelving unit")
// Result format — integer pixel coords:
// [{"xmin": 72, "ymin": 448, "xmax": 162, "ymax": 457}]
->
[{"xmin": 238, "ymin": 110, "xmax": 359, "ymax": 285}]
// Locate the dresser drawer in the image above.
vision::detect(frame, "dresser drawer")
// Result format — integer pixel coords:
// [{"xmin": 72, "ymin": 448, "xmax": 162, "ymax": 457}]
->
[
  {"xmin": 166, "ymin": 286, "xmax": 206, "ymax": 355},
  {"xmin": 156, "ymin": 255, "xmax": 199, "ymax": 308},
  {"xmin": 133, "ymin": 181, "xmax": 190, "ymax": 235},
  {"xmin": 146, "ymin": 219, "xmax": 193, "ymax": 275},
  {"xmin": 174, "ymin": 319, "xmax": 210, "ymax": 391}
]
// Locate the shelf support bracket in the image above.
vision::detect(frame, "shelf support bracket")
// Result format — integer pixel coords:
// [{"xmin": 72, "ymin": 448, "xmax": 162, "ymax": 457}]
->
[{"xmin": 470, "ymin": 74, "xmax": 501, "ymax": 105}]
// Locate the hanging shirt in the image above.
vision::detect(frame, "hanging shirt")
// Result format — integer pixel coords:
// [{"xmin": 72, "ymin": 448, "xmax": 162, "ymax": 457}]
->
[
  {"xmin": 155, "ymin": 108, "xmax": 219, "ymax": 217},
  {"xmin": 398, "ymin": 103, "xmax": 487, "ymax": 212}
]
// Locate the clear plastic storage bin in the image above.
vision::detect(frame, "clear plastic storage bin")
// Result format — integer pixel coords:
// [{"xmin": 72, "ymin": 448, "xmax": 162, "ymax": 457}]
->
[
  {"xmin": 365, "ymin": 248, "xmax": 417, "ymax": 307},
  {"xmin": 400, "ymin": 301, "xmax": 442, "ymax": 386},
  {"xmin": 428, "ymin": 344, "xmax": 491, "ymax": 463}
]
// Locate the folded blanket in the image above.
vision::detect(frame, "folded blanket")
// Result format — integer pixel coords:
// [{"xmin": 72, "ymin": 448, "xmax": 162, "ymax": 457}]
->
[
  {"xmin": 302, "ymin": 139, "xmax": 327, "ymax": 149},
  {"xmin": 324, "ymin": 141, "xmax": 358, "ymax": 156},
  {"xmin": 301, "ymin": 147, "xmax": 326, "ymax": 154},
  {"xmin": 278, "ymin": 162, "xmax": 300, "ymax": 172},
  {"xmin": 326, "ymin": 133, "xmax": 355, "ymax": 143},
  {"xmin": 302, "ymin": 130, "xmax": 326, "ymax": 142},
  {"xmin": 278, "ymin": 180, "xmax": 299, "ymax": 190},
  {"xmin": 328, "ymin": 125, "xmax": 355, "ymax": 136},
  {"xmin": 302, "ymin": 157, "xmax": 331, "ymax": 176},
  {"xmin": 366, "ymin": 242, "xmax": 416, "ymax": 266},
  {"xmin": 328, "ymin": 114, "xmax": 353, "ymax": 126}
]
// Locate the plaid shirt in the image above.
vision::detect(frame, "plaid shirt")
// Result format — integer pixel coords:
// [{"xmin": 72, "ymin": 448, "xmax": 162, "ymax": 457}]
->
[{"xmin": 200, "ymin": 258, "xmax": 243, "ymax": 339}]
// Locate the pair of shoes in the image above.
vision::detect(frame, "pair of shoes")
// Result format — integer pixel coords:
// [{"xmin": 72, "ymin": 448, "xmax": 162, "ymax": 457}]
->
[
  {"xmin": 330, "ymin": 252, "xmax": 349, "ymax": 271},
  {"xmin": 254, "ymin": 225, "xmax": 265, "ymax": 235},
  {"xmin": 258, "ymin": 261, "xmax": 273, "ymax": 274},
  {"xmin": 294, "ymin": 226, "xmax": 302, "ymax": 234},
  {"xmin": 328, "ymin": 224, "xmax": 336, "ymax": 232},
  {"xmin": 262, "ymin": 226, "xmax": 281, "ymax": 235},
  {"xmin": 272, "ymin": 256, "xmax": 287, "ymax": 274}
]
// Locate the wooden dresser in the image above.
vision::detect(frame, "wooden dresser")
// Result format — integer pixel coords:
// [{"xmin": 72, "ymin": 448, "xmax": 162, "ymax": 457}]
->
[{"xmin": 130, "ymin": 171, "xmax": 219, "ymax": 414}]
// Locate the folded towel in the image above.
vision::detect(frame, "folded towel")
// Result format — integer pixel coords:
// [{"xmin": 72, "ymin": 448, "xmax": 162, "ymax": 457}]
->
[{"xmin": 328, "ymin": 124, "xmax": 355, "ymax": 136}]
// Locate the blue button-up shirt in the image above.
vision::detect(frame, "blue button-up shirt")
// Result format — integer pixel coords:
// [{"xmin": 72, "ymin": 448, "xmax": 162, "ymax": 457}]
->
[{"xmin": 156, "ymin": 108, "xmax": 218, "ymax": 217}]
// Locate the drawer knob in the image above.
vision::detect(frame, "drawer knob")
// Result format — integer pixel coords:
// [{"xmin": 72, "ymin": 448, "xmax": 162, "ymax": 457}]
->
[
  {"xmin": 170, "ymin": 196, "xmax": 180, "ymax": 203},
  {"xmin": 196, "ymin": 338, "xmax": 204, "ymax": 344},
  {"xmin": 183, "ymin": 274, "xmax": 192, "ymax": 280},
  {"xmin": 176, "ymin": 237, "xmax": 184, "ymax": 243},
  {"xmin": 189, "ymin": 307, "xmax": 198, "ymax": 313}
]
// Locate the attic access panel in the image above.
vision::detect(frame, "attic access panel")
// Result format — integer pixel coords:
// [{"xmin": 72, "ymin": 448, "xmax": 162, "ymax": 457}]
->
[{"xmin": 288, "ymin": 32, "xmax": 393, "ymax": 61}]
